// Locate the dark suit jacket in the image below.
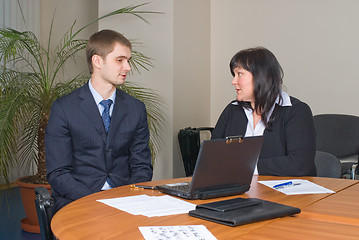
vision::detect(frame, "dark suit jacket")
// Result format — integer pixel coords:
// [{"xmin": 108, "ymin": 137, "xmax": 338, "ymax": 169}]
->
[
  {"xmin": 212, "ymin": 97, "xmax": 316, "ymax": 176},
  {"xmin": 45, "ymin": 83, "xmax": 153, "ymax": 213}
]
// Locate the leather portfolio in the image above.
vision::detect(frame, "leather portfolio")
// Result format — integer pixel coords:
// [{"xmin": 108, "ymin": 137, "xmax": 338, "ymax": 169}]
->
[{"xmin": 188, "ymin": 197, "xmax": 301, "ymax": 227}]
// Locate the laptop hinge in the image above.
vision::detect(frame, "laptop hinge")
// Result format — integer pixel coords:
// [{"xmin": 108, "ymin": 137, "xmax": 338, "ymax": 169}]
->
[{"xmin": 196, "ymin": 185, "xmax": 250, "ymax": 200}]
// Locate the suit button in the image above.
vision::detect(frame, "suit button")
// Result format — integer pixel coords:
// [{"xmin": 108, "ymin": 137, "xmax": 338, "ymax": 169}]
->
[{"xmin": 107, "ymin": 148, "xmax": 111, "ymax": 153}]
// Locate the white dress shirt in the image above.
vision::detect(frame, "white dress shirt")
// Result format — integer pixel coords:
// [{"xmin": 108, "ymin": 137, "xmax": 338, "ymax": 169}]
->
[{"xmin": 88, "ymin": 80, "xmax": 116, "ymax": 190}]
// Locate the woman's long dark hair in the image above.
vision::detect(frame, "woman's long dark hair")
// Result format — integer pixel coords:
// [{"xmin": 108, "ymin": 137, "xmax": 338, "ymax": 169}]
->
[{"xmin": 230, "ymin": 47, "xmax": 283, "ymax": 127}]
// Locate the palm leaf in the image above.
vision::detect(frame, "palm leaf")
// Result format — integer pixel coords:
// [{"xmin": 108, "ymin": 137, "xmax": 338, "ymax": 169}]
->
[{"xmin": 0, "ymin": 3, "xmax": 165, "ymax": 185}]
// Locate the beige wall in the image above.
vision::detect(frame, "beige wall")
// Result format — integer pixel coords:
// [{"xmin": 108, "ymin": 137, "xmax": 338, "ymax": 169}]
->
[
  {"xmin": 173, "ymin": 1, "xmax": 211, "ymax": 177},
  {"xmin": 38, "ymin": 0, "xmax": 359, "ymax": 181},
  {"xmin": 40, "ymin": 0, "xmax": 98, "ymax": 42},
  {"xmin": 40, "ymin": 0, "xmax": 98, "ymax": 81},
  {"xmin": 102, "ymin": 0, "xmax": 359, "ymax": 180},
  {"xmin": 210, "ymin": 0, "xmax": 359, "ymax": 123}
]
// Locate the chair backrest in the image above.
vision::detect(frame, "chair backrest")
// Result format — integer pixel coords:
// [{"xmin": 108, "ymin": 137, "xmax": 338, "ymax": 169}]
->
[
  {"xmin": 315, "ymin": 151, "xmax": 342, "ymax": 178},
  {"xmin": 313, "ymin": 114, "xmax": 359, "ymax": 158},
  {"xmin": 178, "ymin": 127, "xmax": 213, "ymax": 176},
  {"xmin": 34, "ymin": 186, "xmax": 54, "ymax": 240}
]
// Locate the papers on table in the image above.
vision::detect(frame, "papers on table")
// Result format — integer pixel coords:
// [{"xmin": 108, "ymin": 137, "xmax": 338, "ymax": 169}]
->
[
  {"xmin": 139, "ymin": 225, "xmax": 217, "ymax": 240},
  {"xmin": 98, "ymin": 195, "xmax": 217, "ymax": 239},
  {"xmin": 258, "ymin": 179, "xmax": 335, "ymax": 195},
  {"xmin": 97, "ymin": 194, "xmax": 196, "ymax": 217}
]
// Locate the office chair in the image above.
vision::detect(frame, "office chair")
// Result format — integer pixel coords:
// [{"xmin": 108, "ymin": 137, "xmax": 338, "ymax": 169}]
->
[
  {"xmin": 178, "ymin": 127, "xmax": 214, "ymax": 176},
  {"xmin": 34, "ymin": 186, "xmax": 54, "ymax": 240},
  {"xmin": 313, "ymin": 114, "xmax": 359, "ymax": 179},
  {"xmin": 315, "ymin": 151, "xmax": 342, "ymax": 178}
]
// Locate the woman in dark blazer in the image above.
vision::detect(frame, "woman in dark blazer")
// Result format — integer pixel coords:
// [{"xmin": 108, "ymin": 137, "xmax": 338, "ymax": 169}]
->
[{"xmin": 212, "ymin": 47, "xmax": 316, "ymax": 176}]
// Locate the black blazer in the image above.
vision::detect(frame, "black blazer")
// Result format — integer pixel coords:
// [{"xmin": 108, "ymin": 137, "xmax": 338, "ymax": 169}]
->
[
  {"xmin": 45, "ymin": 83, "xmax": 153, "ymax": 212},
  {"xmin": 212, "ymin": 97, "xmax": 316, "ymax": 176}
]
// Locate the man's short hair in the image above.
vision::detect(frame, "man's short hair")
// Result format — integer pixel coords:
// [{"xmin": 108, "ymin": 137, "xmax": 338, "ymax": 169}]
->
[{"xmin": 86, "ymin": 29, "xmax": 132, "ymax": 74}]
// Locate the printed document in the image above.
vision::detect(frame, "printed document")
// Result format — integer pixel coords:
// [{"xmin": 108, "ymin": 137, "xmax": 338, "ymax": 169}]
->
[
  {"xmin": 97, "ymin": 194, "xmax": 196, "ymax": 217},
  {"xmin": 139, "ymin": 225, "xmax": 217, "ymax": 240},
  {"xmin": 258, "ymin": 179, "xmax": 335, "ymax": 195}
]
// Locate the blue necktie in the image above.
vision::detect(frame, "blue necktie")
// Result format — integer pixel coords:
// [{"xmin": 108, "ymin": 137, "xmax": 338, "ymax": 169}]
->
[{"xmin": 100, "ymin": 99, "xmax": 113, "ymax": 133}]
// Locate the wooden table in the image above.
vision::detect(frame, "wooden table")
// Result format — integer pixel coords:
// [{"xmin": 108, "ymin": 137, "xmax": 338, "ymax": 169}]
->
[
  {"xmin": 238, "ymin": 217, "xmax": 359, "ymax": 240},
  {"xmin": 238, "ymin": 182, "xmax": 359, "ymax": 240},
  {"xmin": 51, "ymin": 176, "xmax": 358, "ymax": 240},
  {"xmin": 299, "ymin": 182, "xmax": 359, "ymax": 226}
]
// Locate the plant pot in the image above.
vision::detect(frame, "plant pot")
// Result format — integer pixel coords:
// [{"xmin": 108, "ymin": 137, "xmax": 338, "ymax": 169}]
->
[{"xmin": 16, "ymin": 176, "xmax": 51, "ymax": 233}]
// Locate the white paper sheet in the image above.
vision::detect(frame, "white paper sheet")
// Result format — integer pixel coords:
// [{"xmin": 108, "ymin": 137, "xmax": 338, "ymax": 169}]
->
[
  {"xmin": 97, "ymin": 194, "xmax": 196, "ymax": 217},
  {"xmin": 258, "ymin": 179, "xmax": 335, "ymax": 195},
  {"xmin": 139, "ymin": 225, "xmax": 217, "ymax": 240}
]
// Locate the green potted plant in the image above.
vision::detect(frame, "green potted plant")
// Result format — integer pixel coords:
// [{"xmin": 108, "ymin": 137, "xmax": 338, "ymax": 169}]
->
[{"xmin": 0, "ymin": 2, "xmax": 165, "ymax": 233}]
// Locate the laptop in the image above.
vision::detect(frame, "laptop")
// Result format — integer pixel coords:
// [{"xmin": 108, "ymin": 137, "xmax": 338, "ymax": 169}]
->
[{"xmin": 156, "ymin": 135, "xmax": 264, "ymax": 200}]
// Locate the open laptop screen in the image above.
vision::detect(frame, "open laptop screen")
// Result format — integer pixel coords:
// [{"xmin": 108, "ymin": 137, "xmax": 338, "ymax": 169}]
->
[
  {"xmin": 189, "ymin": 136, "xmax": 264, "ymax": 194},
  {"xmin": 157, "ymin": 136, "xmax": 264, "ymax": 199}
]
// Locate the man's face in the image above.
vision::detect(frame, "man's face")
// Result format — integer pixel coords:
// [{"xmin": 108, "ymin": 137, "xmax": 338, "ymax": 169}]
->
[{"xmin": 99, "ymin": 42, "xmax": 132, "ymax": 86}]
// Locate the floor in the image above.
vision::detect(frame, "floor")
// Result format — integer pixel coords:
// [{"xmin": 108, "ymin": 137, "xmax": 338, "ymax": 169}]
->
[{"xmin": 0, "ymin": 187, "xmax": 41, "ymax": 240}]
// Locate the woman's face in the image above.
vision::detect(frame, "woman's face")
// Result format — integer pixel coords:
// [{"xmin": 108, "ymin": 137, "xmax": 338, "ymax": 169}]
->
[{"xmin": 232, "ymin": 67, "xmax": 255, "ymax": 104}]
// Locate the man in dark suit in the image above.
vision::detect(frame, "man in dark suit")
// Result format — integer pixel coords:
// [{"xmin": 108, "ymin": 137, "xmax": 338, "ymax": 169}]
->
[{"xmin": 45, "ymin": 29, "xmax": 153, "ymax": 213}]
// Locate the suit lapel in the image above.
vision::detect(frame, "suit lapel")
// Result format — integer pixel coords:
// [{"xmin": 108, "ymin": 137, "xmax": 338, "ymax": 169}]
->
[
  {"xmin": 107, "ymin": 89, "xmax": 129, "ymax": 141},
  {"xmin": 78, "ymin": 83, "xmax": 107, "ymax": 143}
]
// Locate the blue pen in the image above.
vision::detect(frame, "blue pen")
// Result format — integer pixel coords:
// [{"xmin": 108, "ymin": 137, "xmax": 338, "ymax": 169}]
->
[{"xmin": 273, "ymin": 181, "xmax": 293, "ymax": 189}]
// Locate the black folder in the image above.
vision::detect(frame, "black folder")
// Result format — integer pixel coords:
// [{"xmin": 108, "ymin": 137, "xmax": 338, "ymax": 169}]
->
[{"xmin": 188, "ymin": 197, "xmax": 301, "ymax": 227}]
